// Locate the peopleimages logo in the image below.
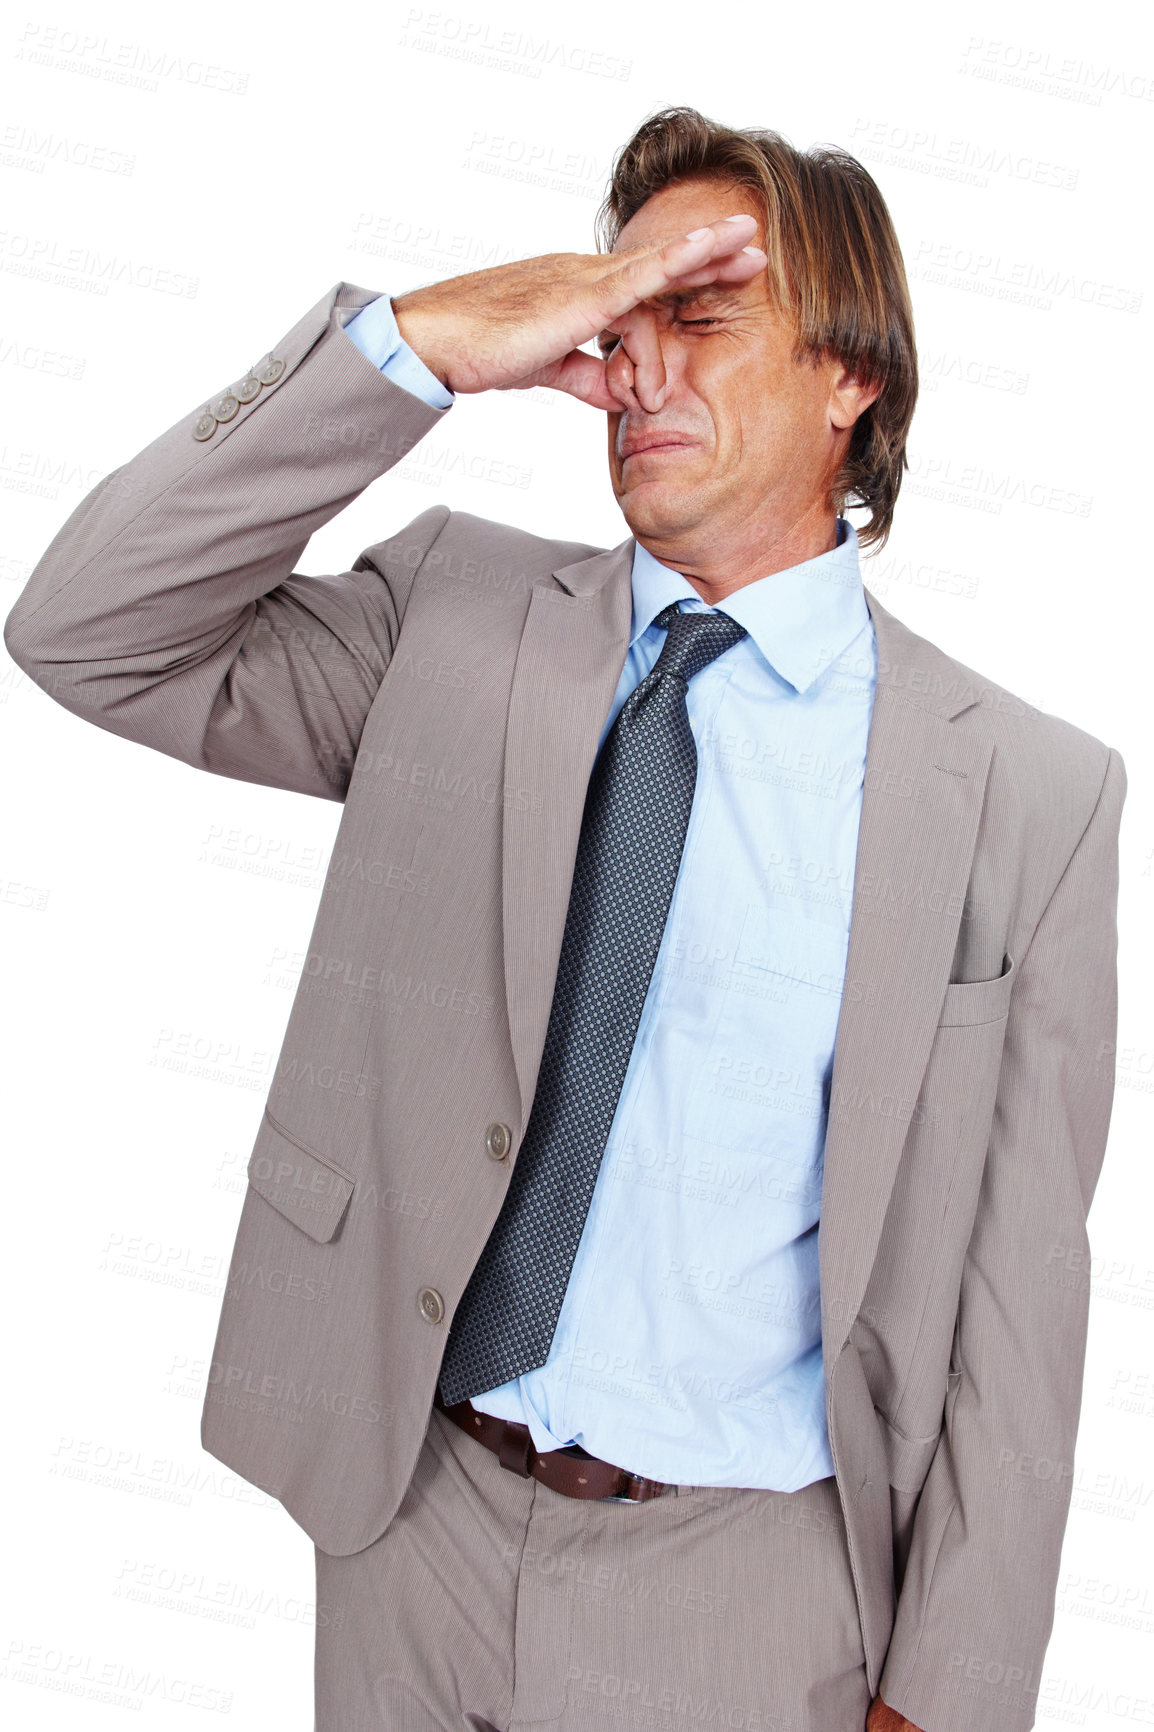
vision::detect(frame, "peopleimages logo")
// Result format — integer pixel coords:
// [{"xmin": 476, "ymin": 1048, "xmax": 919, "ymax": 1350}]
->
[
  {"xmin": 15, "ymin": 22, "xmax": 249, "ymax": 95},
  {"xmin": 0, "ymin": 230, "xmax": 197, "ymax": 298},
  {"xmin": 850, "ymin": 117, "xmax": 1079, "ymax": 191},
  {"xmin": 0, "ymin": 122, "xmax": 135, "ymax": 175},
  {"xmin": 397, "ymin": 11, "xmax": 631, "ymax": 81},
  {"xmin": 960, "ymin": 36, "xmax": 1154, "ymax": 106},
  {"xmin": 908, "ymin": 238, "xmax": 1142, "ymax": 315}
]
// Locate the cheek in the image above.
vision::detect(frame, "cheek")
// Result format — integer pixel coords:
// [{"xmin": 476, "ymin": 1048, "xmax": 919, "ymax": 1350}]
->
[
  {"xmin": 732, "ymin": 398, "xmax": 791, "ymax": 466},
  {"xmin": 737, "ymin": 379, "xmax": 826, "ymax": 464},
  {"xmin": 695, "ymin": 356, "xmax": 794, "ymax": 458}
]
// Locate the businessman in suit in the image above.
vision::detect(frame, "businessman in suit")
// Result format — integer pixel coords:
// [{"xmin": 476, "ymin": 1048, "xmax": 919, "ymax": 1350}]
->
[{"xmin": 5, "ymin": 107, "xmax": 1125, "ymax": 1732}]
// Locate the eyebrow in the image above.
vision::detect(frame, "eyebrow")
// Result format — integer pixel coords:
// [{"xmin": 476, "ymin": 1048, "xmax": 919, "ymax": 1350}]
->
[
  {"xmin": 596, "ymin": 285, "xmax": 744, "ymax": 348},
  {"xmin": 650, "ymin": 284, "xmax": 745, "ymax": 310}
]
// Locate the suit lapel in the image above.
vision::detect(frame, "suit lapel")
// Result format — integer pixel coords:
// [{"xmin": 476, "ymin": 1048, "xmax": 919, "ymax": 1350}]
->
[
  {"xmin": 502, "ymin": 541, "xmax": 634, "ymax": 1123},
  {"xmin": 818, "ymin": 588, "xmax": 994, "ymax": 1377},
  {"xmin": 500, "ymin": 548, "xmax": 994, "ymax": 1377}
]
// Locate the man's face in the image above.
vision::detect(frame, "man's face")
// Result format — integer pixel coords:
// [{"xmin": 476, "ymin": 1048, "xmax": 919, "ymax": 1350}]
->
[{"xmin": 601, "ymin": 176, "xmax": 856, "ymax": 554}]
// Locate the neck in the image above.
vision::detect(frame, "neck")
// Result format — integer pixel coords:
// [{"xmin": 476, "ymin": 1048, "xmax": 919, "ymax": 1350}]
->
[{"xmin": 635, "ymin": 507, "xmax": 841, "ymax": 607}]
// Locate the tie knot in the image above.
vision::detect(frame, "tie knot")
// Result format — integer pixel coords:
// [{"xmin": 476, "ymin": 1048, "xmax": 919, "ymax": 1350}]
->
[{"xmin": 652, "ymin": 602, "xmax": 747, "ymax": 684}]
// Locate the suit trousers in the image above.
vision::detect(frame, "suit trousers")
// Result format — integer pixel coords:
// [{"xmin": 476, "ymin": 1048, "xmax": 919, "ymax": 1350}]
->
[{"xmin": 313, "ymin": 1401, "xmax": 871, "ymax": 1731}]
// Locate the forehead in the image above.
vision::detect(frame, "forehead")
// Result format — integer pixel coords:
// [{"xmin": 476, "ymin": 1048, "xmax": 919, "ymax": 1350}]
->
[{"xmin": 611, "ymin": 175, "xmax": 755, "ymax": 249}]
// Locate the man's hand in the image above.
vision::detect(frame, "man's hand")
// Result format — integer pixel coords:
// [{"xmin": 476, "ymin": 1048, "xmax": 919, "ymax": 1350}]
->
[
  {"xmin": 390, "ymin": 215, "xmax": 765, "ymax": 409},
  {"xmin": 867, "ymin": 1695, "xmax": 925, "ymax": 1732}
]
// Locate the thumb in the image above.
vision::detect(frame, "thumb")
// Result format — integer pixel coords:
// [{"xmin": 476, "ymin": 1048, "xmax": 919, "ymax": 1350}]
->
[{"xmin": 509, "ymin": 348, "xmax": 621, "ymax": 411}]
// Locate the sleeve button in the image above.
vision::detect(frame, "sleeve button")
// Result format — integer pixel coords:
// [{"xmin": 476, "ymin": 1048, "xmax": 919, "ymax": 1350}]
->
[
  {"xmin": 192, "ymin": 412, "xmax": 217, "ymax": 441},
  {"xmin": 234, "ymin": 375, "xmax": 262, "ymax": 403},
  {"xmin": 210, "ymin": 393, "xmax": 240, "ymax": 422},
  {"xmin": 255, "ymin": 355, "xmax": 286, "ymax": 385},
  {"xmin": 485, "ymin": 1122, "xmax": 512, "ymax": 1161}
]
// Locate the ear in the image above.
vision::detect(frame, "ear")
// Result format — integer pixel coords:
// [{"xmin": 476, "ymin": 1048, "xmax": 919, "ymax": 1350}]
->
[{"xmin": 828, "ymin": 363, "xmax": 882, "ymax": 432}]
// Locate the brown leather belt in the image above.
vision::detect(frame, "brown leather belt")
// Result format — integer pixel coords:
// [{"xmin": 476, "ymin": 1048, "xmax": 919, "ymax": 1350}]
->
[{"xmin": 433, "ymin": 1387, "xmax": 675, "ymax": 1503}]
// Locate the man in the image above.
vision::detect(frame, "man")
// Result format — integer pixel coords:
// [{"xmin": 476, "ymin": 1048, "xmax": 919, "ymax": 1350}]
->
[{"xmin": 5, "ymin": 107, "xmax": 1125, "ymax": 1732}]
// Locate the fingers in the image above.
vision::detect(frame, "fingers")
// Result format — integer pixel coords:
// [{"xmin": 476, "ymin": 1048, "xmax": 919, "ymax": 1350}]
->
[
  {"xmin": 605, "ymin": 341, "xmax": 639, "ymax": 414},
  {"xmin": 661, "ymin": 213, "xmax": 763, "ymax": 272},
  {"xmin": 522, "ymin": 215, "xmax": 768, "ymax": 413},
  {"xmin": 598, "ymin": 318, "xmax": 652, "ymax": 415},
  {"xmin": 524, "ymin": 335, "xmax": 658, "ymax": 416},
  {"xmin": 661, "ymin": 248, "xmax": 770, "ymax": 289},
  {"xmin": 603, "ymin": 213, "xmax": 765, "ymax": 319},
  {"xmin": 613, "ymin": 305, "xmax": 666, "ymax": 412}
]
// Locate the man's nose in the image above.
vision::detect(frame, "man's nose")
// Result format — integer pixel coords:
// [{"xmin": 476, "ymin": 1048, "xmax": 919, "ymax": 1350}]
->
[{"xmin": 605, "ymin": 310, "xmax": 682, "ymax": 415}]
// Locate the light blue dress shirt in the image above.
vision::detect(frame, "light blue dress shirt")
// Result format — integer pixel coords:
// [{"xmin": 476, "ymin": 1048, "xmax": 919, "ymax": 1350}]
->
[
  {"xmin": 344, "ymin": 295, "xmax": 878, "ymax": 1490},
  {"xmin": 345, "ymin": 292, "xmax": 455, "ymax": 409}
]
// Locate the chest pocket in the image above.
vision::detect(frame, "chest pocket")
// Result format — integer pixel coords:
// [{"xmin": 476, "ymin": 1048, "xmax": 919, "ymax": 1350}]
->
[
  {"xmin": 683, "ymin": 904, "xmax": 849, "ymax": 1182},
  {"xmin": 937, "ymin": 954, "xmax": 1016, "ymax": 1027}
]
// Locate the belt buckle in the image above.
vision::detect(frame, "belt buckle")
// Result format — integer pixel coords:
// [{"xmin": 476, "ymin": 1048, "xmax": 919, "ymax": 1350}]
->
[{"xmin": 602, "ymin": 1472, "xmax": 648, "ymax": 1504}]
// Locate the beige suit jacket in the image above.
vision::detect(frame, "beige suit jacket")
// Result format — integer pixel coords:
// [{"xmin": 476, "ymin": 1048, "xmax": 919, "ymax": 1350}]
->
[{"xmin": 4, "ymin": 281, "xmax": 1126, "ymax": 1732}]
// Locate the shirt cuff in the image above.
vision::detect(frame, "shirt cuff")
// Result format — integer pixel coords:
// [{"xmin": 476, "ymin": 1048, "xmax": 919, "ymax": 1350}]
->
[{"xmin": 343, "ymin": 294, "xmax": 454, "ymax": 411}]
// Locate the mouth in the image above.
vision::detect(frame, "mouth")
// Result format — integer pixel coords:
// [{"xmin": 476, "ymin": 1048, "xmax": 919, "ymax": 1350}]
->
[{"xmin": 620, "ymin": 439, "xmax": 695, "ymax": 462}]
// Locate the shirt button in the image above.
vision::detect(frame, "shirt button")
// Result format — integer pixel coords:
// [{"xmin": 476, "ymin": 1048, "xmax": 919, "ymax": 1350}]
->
[
  {"xmin": 192, "ymin": 412, "xmax": 217, "ymax": 441},
  {"xmin": 255, "ymin": 354, "xmax": 286, "ymax": 385},
  {"xmin": 418, "ymin": 1287, "xmax": 445, "ymax": 1324},
  {"xmin": 234, "ymin": 374, "xmax": 262, "ymax": 403},
  {"xmin": 485, "ymin": 1122, "xmax": 512, "ymax": 1161},
  {"xmin": 210, "ymin": 392, "xmax": 240, "ymax": 423}
]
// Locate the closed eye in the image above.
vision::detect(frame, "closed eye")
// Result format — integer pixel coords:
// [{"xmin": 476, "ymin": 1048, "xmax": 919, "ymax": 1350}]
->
[{"xmin": 596, "ymin": 316, "xmax": 720, "ymax": 357}]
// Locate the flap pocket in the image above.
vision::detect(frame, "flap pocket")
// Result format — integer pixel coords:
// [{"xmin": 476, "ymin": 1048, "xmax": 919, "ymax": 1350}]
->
[
  {"xmin": 246, "ymin": 1108, "xmax": 356, "ymax": 1244},
  {"xmin": 875, "ymin": 1371, "xmax": 963, "ymax": 1494},
  {"xmin": 873, "ymin": 1408, "xmax": 942, "ymax": 1495},
  {"xmin": 938, "ymin": 953, "xmax": 1015, "ymax": 1027}
]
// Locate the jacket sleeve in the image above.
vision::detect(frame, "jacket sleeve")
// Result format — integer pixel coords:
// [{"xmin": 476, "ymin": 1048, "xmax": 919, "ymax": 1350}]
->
[
  {"xmin": 2, "ymin": 281, "xmax": 452, "ymax": 801},
  {"xmin": 877, "ymin": 742, "xmax": 1127, "ymax": 1732}
]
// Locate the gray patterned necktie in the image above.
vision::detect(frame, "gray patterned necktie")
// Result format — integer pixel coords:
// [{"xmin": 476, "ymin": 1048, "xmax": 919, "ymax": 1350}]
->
[{"xmin": 437, "ymin": 601, "xmax": 748, "ymax": 1407}]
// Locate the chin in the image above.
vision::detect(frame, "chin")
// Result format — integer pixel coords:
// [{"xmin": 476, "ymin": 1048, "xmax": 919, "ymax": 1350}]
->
[{"xmin": 618, "ymin": 487, "xmax": 699, "ymax": 542}]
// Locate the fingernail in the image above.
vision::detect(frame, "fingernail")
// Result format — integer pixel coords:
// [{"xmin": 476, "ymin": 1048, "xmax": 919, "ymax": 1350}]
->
[
  {"xmin": 685, "ymin": 227, "xmax": 712, "ymax": 242},
  {"xmin": 724, "ymin": 213, "xmax": 755, "ymax": 222},
  {"xmin": 742, "ymin": 246, "xmax": 766, "ymax": 257}
]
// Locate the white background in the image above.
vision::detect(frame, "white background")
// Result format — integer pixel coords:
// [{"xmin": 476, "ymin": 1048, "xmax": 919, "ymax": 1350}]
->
[{"xmin": 2, "ymin": 0, "xmax": 1152, "ymax": 1725}]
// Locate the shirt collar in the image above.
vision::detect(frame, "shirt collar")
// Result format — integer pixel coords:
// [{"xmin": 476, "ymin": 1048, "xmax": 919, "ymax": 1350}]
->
[{"xmin": 628, "ymin": 517, "xmax": 869, "ymax": 695}]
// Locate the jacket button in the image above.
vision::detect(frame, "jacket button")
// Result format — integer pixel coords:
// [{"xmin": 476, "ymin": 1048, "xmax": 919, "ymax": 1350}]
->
[
  {"xmin": 234, "ymin": 374, "xmax": 262, "ymax": 403},
  {"xmin": 485, "ymin": 1122, "xmax": 511, "ymax": 1161},
  {"xmin": 255, "ymin": 354, "xmax": 286, "ymax": 385},
  {"xmin": 418, "ymin": 1287, "xmax": 445, "ymax": 1324},
  {"xmin": 211, "ymin": 392, "xmax": 240, "ymax": 422},
  {"xmin": 192, "ymin": 412, "xmax": 217, "ymax": 441}
]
